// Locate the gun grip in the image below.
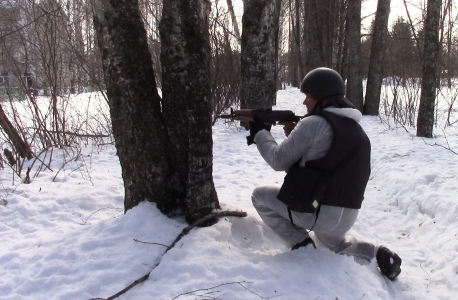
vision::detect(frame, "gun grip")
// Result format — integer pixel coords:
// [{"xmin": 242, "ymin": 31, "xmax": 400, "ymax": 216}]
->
[{"xmin": 246, "ymin": 135, "xmax": 255, "ymax": 145}]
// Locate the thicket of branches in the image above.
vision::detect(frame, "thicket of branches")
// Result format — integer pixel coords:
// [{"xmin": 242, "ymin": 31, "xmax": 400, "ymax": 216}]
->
[
  {"xmin": 0, "ymin": 0, "xmax": 110, "ymax": 187},
  {"xmin": 0, "ymin": 0, "xmax": 457, "ymax": 185}
]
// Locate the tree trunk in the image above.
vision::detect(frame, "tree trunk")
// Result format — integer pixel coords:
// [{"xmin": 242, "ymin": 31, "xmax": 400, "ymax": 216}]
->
[
  {"xmin": 0, "ymin": 104, "xmax": 33, "ymax": 160},
  {"xmin": 293, "ymin": 0, "xmax": 304, "ymax": 84},
  {"xmin": 93, "ymin": 0, "xmax": 219, "ymax": 221},
  {"xmin": 287, "ymin": 0, "xmax": 301, "ymax": 87},
  {"xmin": 93, "ymin": 0, "xmax": 176, "ymax": 212},
  {"xmin": 160, "ymin": 0, "xmax": 219, "ymax": 222},
  {"xmin": 226, "ymin": 0, "xmax": 242, "ymax": 46},
  {"xmin": 335, "ymin": 0, "xmax": 346, "ymax": 76},
  {"xmin": 417, "ymin": 0, "xmax": 442, "ymax": 138},
  {"xmin": 304, "ymin": 0, "xmax": 325, "ymax": 71},
  {"xmin": 241, "ymin": 0, "xmax": 282, "ymax": 110},
  {"xmin": 345, "ymin": 0, "xmax": 364, "ymax": 111},
  {"xmin": 285, "ymin": 0, "xmax": 303, "ymax": 87},
  {"xmin": 364, "ymin": 0, "xmax": 391, "ymax": 116}
]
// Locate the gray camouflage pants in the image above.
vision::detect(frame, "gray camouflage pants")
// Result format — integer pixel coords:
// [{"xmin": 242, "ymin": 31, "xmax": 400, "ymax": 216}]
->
[{"xmin": 252, "ymin": 184, "xmax": 379, "ymax": 261}]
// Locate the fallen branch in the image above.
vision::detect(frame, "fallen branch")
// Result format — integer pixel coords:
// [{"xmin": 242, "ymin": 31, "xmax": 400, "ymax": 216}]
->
[
  {"xmin": 79, "ymin": 207, "xmax": 123, "ymax": 225},
  {"xmin": 421, "ymin": 138, "xmax": 458, "ymax": 155},
  {"xmin": 172, "ymin": 281, "xmax": 270, "ymax": 300},
  {"xmin": 133, "ymin": 238, "xmax": 168, "ymax": 247},
  {"xmin": 89, "ymin": 210, "xmax": 247, "ymax": 300},
  {"xmin": 47, "ymin": 130, "xmax": 110, "ymax": 138}
]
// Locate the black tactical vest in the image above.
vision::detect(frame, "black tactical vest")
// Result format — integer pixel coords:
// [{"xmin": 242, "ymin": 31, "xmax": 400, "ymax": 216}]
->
[{"xmin": 306, "ymin": 111, "xmax": 371, "ymax": 209}]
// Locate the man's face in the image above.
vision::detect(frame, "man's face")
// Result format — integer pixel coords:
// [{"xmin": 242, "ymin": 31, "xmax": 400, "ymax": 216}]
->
[{"xmin": 303, "ymin": 92, "xmax": 317, "ymax": 113}]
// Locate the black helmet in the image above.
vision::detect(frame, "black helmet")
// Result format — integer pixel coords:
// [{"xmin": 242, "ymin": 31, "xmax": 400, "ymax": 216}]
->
[{"xmin": 300, "ymin": 67, "xmax": 346, "ymax": 100}]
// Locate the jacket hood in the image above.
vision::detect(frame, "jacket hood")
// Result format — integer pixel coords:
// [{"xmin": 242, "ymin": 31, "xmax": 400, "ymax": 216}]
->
[{"xmin": 323, "ymin": 107, "xmax": 362, "ymax": 123}]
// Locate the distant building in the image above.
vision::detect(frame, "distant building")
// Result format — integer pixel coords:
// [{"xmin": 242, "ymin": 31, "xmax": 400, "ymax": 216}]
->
[{"xmin": 0, "ymin": 0, "xmax": 36, "ymax": 91}]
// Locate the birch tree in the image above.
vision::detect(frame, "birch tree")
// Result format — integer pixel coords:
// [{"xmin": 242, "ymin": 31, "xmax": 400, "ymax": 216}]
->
[
  {"xmin": 160, "ymin": 0, "xmax": 218, "ymax": 222},
  {"xmin": 364, "ymin": 0, "xmax": 391, "ymax": 116},
  {"xmin": 304, "ymin": 0, "xmax": 336, "ymax": 72},
  {"xmin": 93, "ymin": 0, "xmax": 218, "ymax": 222},
  {"xmin": 417, "ymin": 0, "xmax": 442, "ymax": 138},
  {"xmin": 241, "ymin": 0, "xmax": 282, "ymax": 110},
  {"xmin": 346, "ymin": 0, "xmax": 364, "ymax": 111}
]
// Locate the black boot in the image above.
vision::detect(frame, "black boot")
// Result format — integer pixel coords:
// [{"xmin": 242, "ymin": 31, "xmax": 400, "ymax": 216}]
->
[
  {"xmin": 376, "ymin": 246, "xmax": 402, "ymax": 280},
  {"xmin": 291, "ymin": 237, "xmax": 316, "ymax": 250}
]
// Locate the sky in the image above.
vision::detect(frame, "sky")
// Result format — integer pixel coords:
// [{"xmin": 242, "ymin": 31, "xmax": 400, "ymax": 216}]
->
[
  {"xmin": 226, "ymin": 0, "xmax": 425, "ymax": 31},
  {"xmin": 1, "ymin": 86, "xmax": 457, "ymax": 299}
]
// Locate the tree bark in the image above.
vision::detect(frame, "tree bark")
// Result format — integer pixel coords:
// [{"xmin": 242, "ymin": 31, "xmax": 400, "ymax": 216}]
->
[
  {"xmin": 417, "ymin": 0, "xmax": 442, "ymax": 138},
  {"xmin": 345, "ymin": 0, "xmax": 364, "ymax": 111},
  {"xmin": 304, "ymin": 0, "xmax": 325, "ymax": 71},
  {"xmin": 335, "ymin": 0, "xmax": 346, "ymax": 76},
  {"xmin": 0, "ymin": 104, "xmax": 33, "ymax": 160},
  {"xmin": 287, "ymin": 0, "xmax": 303, "ymax": 87},
  {"xmin": 364, "ymin": 0, "xmax": 391, "ymax": 116},
  {"xmin": 93, "ymin": 0, "xmax": 178, "ymax": 212},
  {"xmin": 93, "ymin": 0, "xmax": 219, "ymax": 221},
  {"xmin": 287, "ymin": 0, "xmax": 301, "ymax": 87},
  {"xmin": 303, "ymin": 0, "xmax": 337, "ymax": 72},
  {"xmin": 93, "ymin": 0, "xmax": 219, "ymax": 220},
  {"xmin": 241, "ymin": 0, "xmax": 282, "ymax": 110},
  {"xmin": 160, "ymin": 0, "xmax": 219, "ymax": 222}
]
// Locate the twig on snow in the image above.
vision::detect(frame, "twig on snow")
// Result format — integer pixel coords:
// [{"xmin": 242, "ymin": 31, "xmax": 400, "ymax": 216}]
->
[
  {"xmin": 420, "ymin": 263, "xmax": 432, "ymax": 279},
  {"xmin": 237, "ymin": 281, "xmax": 282, "ymax": 299},
  {"xmin": 421, "ymin": 138, "xmax": 458, "ymax": 155},
  {"xmin": 171, "ymin": 281, "xmax": 254, "ymax": 300},
  {"xmin": 79, "ymin": 207, "xmax": 123, "ymax": 225},
  {"xmin": 172, "ymin": 280, "xmax": 281, "ymax": 300},
  {"xmin": 133, "ymin": 238, "xmax": 168, "ymax": 247},
  {"xmin": 88, "ymin": 210, "xmax": 247, "ymax": 300}
]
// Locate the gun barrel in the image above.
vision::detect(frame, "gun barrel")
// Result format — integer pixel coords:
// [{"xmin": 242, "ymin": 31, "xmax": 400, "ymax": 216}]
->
[{"xmin": 218, "ymin": 108, "xmax": 302, "ymax": 125}]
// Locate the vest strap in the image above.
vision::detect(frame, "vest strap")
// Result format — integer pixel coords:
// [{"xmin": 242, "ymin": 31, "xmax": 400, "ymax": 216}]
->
[{"xmin": 287, "ymin": 205, "xmax": 321, "ymax": 234}]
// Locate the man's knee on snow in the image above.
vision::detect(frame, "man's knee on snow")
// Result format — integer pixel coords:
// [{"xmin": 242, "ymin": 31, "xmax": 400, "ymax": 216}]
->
[
  {"xmin": 251, "ymin": 186, "xmax": 266, "ymax": 207},
  {"xmin": 251, "ymin": 185, "xmax": 280, "ymax": 208}
]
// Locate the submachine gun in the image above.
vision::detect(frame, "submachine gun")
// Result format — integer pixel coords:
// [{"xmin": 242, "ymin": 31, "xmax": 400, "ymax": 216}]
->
[{"xmin": 218, "ymin": 108, "xmax": 303, "ymax": 145}]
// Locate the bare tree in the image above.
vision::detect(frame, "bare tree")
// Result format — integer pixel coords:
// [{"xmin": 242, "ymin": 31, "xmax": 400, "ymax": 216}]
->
[
  {"xmin": 92, "ymin": 0, "xmax": 175, "ymax": 213},
  {"xmin": 226, "ymin": 0, "xmax": 242, "ymax": 45},
  {"xmin": 288, "ymin": 0, "xmax": 304, "ymax": 86},
  {"xmin": 241, "ymin": 0, "xmax": 282, "ymax": 110},
  {"xmin": 32, "ymin": 0, "xmax": 70, "ymax": 146},
  {"xmin": 364, "ymin": 0, "xmax": 391, "ymax": 116},
  {"xmin": 417, "ymin": 0, "xmax": 442, "ymax": 138},
  {"xmin": 209, "ymin": 1, "xmax": 242, "ymax": 122},
  {"xmin": 346, "ymin": 0, "xmax": 364, "ymax": 111},
  {"xmin": 93, "ymin": 0, "xmax": 219, "ymax": 222},
  {"xmin": 0, "ymin": 104, "xmax": 33, "ymax": 160},
  {"xmin": 304, "ymin": 0, "xmax": 337, "ymax": 72},
  {"xmin": 160, "ymin": 0, "xmax": 219, "ymax": 222}
]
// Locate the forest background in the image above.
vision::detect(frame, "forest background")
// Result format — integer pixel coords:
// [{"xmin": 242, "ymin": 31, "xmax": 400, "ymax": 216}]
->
[
  {"xmin": 1, "ymin": 0, "xmax": 458, "ymax": 298},
  {"xmin": 0, "ymin": 0, "xmax": 457, "ymax": 256}
]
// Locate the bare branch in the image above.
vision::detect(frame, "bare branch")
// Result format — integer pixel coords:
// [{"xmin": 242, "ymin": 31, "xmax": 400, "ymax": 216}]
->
[
  {"xmin": 0, "ymin": 7, "xmax": 62, "ymax": 39},
  {"xmin": 421, "ymin": 137, "xmax": 458, "ymax": 155},
  {"xmin": 132, "ymin": 238, "xmax": 168, "ymax": 247}
]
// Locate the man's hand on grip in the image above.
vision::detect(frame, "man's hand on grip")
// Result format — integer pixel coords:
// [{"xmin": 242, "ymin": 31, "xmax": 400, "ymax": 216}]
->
[
  {"xmin": 247, "ymin": 115, "xmax": 272, "ymax": 145},
  {"xmin": 283, "ymin": 123, "xmax": 297, "ymax": 137}
]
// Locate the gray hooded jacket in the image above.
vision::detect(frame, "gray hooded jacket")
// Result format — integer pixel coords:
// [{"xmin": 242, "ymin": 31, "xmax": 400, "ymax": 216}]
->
[{"xmin": 253, "ymin": 107, "xmax": 363, "ymax": 171}]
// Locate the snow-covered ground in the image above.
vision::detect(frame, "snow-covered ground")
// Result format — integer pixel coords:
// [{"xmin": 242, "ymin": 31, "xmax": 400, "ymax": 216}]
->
[{"xmin": 1, "ymin": 88, "xmax": 457, "ymax": 300}]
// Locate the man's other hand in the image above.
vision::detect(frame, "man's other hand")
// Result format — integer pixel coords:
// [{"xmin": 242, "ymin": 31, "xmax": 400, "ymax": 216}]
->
[{"xmin": 283, "ymin": 123, "xmax": 296, "ymax": 137}]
